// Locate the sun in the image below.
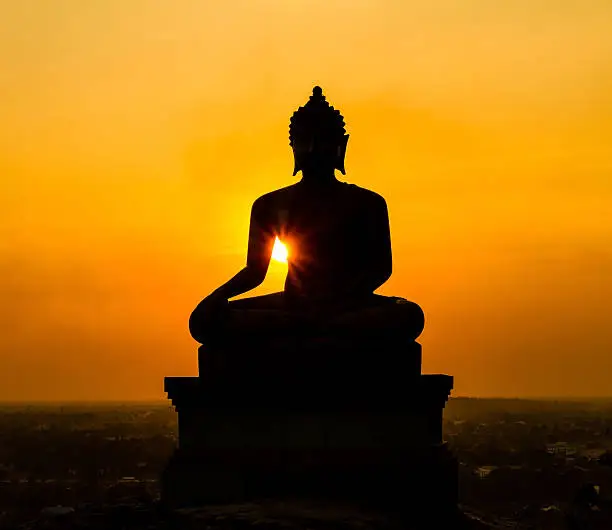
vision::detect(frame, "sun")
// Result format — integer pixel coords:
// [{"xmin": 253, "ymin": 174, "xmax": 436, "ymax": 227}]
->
[{"xmin": 271, "ymin": 237, "xmax": 288, "ymax": 263}]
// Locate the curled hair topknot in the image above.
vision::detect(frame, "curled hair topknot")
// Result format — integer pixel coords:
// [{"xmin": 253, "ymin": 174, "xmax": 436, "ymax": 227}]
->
[{"xmin": 289, "ymin": 86, "xmax": 347, "ymax": 146}]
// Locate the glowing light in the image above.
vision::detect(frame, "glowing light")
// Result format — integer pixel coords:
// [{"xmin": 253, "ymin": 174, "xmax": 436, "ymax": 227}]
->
[{"xmin": 271, "ymin": 237, "xmax": 288, "ymax": 263}]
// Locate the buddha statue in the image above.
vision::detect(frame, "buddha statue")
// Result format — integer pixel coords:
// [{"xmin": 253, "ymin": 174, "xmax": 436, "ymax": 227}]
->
[{"xmin": 189, "ymin": 86, "xmax": 424, "ymax": 347}]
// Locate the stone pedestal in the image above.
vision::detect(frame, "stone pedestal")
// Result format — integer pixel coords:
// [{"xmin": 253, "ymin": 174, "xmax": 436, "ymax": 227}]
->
[{"xmin": 162, "ymin": 340, "xmax": 457, "ymax": 523}]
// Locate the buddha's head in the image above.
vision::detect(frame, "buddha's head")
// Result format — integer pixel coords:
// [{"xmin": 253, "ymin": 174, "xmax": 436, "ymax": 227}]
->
[{"xmin": 289, "ymin": 86, "xmax": 349, "ymax": 178}]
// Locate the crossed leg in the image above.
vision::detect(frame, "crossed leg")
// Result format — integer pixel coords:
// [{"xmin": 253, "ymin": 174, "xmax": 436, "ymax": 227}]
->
[{"xmin": 189, "ymin": 292, "xmax": 424, "ymax": 345}]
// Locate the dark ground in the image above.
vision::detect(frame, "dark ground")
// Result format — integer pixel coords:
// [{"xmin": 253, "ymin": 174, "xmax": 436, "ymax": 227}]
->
[{"xmin": 1, "ymin": 398, "xmax": 612, "ymax": 529}]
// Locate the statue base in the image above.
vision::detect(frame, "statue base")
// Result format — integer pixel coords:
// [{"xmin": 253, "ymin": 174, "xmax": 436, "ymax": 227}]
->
[{"xmin": 161, "ymin": 341, "xmax": 457, "ymax": 523}]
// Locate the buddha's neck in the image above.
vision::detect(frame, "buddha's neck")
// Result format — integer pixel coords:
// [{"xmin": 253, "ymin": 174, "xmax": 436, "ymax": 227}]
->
[{"xmin": 300, "ymin": 168, "xmax": 338, "ymax": 185}]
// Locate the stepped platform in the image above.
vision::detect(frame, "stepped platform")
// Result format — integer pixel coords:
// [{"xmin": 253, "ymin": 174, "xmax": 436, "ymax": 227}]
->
[{"xmin": 161, "ymin": 340, "xmax": 457, "ymax": 525}]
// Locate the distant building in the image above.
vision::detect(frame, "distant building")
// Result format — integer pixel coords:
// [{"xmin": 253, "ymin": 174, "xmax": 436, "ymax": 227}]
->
[
  {"xmin": 476, "ymin": 466, "xmax": 497, "ymax": 478},
  {"xmin": 546, "ymin": 442, "xmax": 577, "ymax": 457},
  {"xmin": 581, "ymin": 448, "xmax": 606, "ymax": 461}
]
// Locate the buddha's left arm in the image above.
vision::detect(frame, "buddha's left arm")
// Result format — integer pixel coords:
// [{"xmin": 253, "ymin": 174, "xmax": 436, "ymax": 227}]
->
[
  {"xmin": 340, "ymin": 195, "xmax": 392, "ymax": 297},
  {"xmin": 365, "ymin": 195, "xmax": 393, "ymax": 291}
]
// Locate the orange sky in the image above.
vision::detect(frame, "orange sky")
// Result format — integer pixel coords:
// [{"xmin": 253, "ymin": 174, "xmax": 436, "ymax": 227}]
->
[{"xmin": 1, "ymin": 1, "xmax": 611, "ymax": 401}]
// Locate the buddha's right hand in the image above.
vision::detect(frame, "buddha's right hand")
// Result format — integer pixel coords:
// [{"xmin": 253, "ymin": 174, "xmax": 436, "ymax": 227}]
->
[{"xmin": 205, "ymin": 289, "xmax": 228, "ymax": 307}]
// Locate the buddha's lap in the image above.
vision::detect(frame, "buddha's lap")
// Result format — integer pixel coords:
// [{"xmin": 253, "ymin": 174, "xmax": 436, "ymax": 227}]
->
[
  {"xmin": 194, "ymin": 294, "xmax": 422, "ymax": 323},
  {"xmin": 226, "ymin": 292, "xmax": 421, "ymax": 313},
  {"xmin": 190, "ymin": 292, "xmax": 424, "ymax": 344}
]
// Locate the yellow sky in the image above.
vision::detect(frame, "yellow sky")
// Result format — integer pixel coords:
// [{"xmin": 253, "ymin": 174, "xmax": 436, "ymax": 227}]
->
[{"xmin": 1, "ymin": 0, "xmax": 611, "ymax": 400}]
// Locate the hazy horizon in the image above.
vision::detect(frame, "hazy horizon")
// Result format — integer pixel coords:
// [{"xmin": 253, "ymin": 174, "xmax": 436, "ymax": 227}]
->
[
  {"xmin": 3, "ymin": 396, "xmax": 612, "ymax": 407},
  {"xmin": 2, "ymin": 0, "xmax": 611, "ymax": 401}
]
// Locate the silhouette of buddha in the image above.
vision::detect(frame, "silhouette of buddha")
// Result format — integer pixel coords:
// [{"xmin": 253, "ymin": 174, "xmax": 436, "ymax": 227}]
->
[{"xmin": 189, "ymin": 86, "xmax": 424, "ymax": 346}]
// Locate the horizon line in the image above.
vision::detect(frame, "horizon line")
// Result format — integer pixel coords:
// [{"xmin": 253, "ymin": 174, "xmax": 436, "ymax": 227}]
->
[{"xmin": 2, "ymin": 395, "xmax": 612, "ymax": 406}]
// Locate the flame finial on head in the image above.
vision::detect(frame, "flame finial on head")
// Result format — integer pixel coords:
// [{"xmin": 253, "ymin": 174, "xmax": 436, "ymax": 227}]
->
[{"xmin": 311, "ymin": 85, "xmax": 324, "ymax": 101}]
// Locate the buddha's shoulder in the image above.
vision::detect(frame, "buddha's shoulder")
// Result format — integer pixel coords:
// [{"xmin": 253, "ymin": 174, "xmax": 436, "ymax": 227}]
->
[
  {"xmin": 343, "ymin": 183, "xmax": 387, "ymax": 206},
  {"xmin": 251, "ymin": 185, "xmax": 297, "ymax": 210}
]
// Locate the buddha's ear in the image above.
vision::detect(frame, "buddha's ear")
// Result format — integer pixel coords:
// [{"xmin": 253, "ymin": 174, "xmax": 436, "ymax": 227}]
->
[
  {"xmin": 336, "ymin": 134, "xmax": 349, "ymax": 175},
  {"xmin": 292, "ymin": 147, "xmax": 301, "ymax": 176}
]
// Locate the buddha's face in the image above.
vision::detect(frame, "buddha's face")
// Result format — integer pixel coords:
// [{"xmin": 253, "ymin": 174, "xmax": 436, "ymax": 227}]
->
[{"xmin": 292, "ymin": 134, "xmax": 348, "ymax": 176}]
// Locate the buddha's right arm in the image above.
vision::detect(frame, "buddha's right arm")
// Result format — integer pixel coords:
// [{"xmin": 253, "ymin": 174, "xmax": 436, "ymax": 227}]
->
[
  {"xmin": 213, "ymin": 267, "xmax": 265, "ymax": 300},
  {"xmin": 212, "ymin": 198, "xmax": 274, "ymax": 299}
]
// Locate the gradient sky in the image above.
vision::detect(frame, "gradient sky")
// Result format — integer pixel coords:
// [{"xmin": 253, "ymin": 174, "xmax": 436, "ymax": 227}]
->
[{"xmin": 1, "ymin": 0, "xmax": 611, "ymax": 401}]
